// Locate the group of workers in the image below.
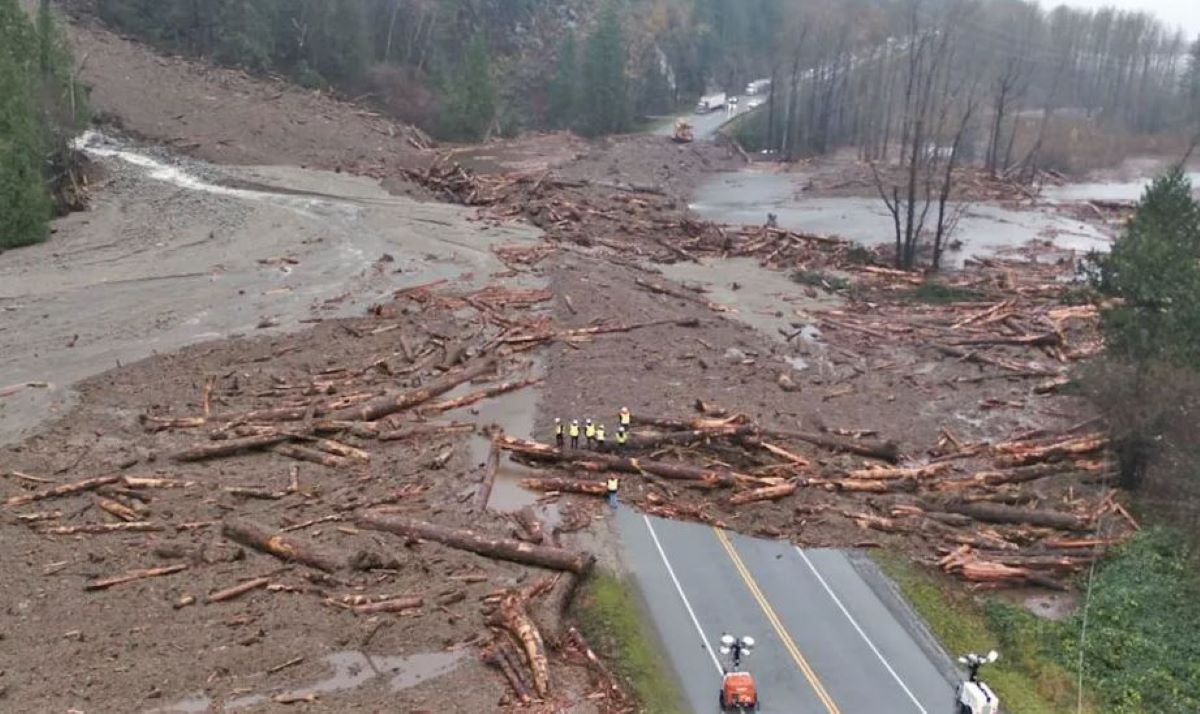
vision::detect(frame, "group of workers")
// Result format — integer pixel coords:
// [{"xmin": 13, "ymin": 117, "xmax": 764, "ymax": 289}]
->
[
  {"xmin": 552, "ymin": 407, "xmax": 633, "ymax": 509},
  {"xmin": 552, "ymin": 407, "xmax": 632, "ymax": 452}
]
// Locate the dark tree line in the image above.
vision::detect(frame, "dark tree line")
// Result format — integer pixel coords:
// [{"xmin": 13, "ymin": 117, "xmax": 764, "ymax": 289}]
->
[{"xmin": 1, "ymin": 0, "xmax": 88, "ymax": 250}]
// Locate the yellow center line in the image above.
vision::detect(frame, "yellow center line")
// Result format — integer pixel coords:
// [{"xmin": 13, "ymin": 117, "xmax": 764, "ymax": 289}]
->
[{"xmin": 714, "ymin": 527, "xmax": 841, "ymax": 714}]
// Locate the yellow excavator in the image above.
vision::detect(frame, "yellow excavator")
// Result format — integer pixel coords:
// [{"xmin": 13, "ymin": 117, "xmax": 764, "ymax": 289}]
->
[{"xmin": 671, "ymin": 118, "xmax": 694, "ymax": 143}]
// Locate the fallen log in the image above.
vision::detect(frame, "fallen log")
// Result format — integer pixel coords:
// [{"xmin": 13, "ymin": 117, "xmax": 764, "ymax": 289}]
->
[
  {"xmin": 935, "ymin": 344, "xmax": 1057, "ymax": 376},
  {"xmin": 634, "ymin": 277, "xmax": 727, "ymax": 311},
  {"xmin": 5, "ymin": 475, "xmax": 122, "ymax": 507},
  {"xmin": 846, "ymin": 462, "xmax": 950, "ymax": 480},
  {"xmin": 422, "ymin": 378, "xmax": 542, "ymax": 415},
  {"xmin": 139, "ymin": 414, "xmax": 207, "ymax": 432},
  {"xmin": 497, "ymin": 435, "xmax": 738, "ymax": 486},
  {"xmin": 330, "ymin": 357, "xmax": 497, "ymax": 422},
  {"xmin": 39, "ymin": 522, "xmax": 163, "ymax": 535},
  {"xmin": 489, "ymin": 593, "xmax": 550, "ymax": 698},
  {"xmin": 207, "ymin": 576, "xmax": 271, "ymax": 603},
  {"xmin": 993, "ymin": 436, "xmax": 1108, "ymax": 468},
  {"xmin": 222, "ymin": 519, "xmax": 344, "ymax": 573},
  {"xmin": 931, "ymin": 501, "xmax": 1092, "ymax": 531},
  {"xmin": 352, "ymin": 596, "xmax": 424, "ymax": 614},
  {"xmin": 355, "ymin": 512, "xmax": 594, "ymax": 575},
  {"xmin": 758, "ymin": 428, "xmax": 900, "ymax": 463},
  {"xmin": 483, "ymin": 645, "xmax": 533, "ymax": 704},
  {"xmin": 377, "ymin": 422, "xmax": 475, "ymax": 441},
  {"xmin": 311, "ymin": 438, "xmax": 370, "ymax": 462},
  {"xmin": 474, "ymin": 440, "xmax": 501, "ymax": 510},
  {"xmin": 952, "ymin": 332, "xmax": 1061, "ymax": 348},
  {"xmin": 728, "ymin": 483, "xmax": 797, "ymax": 506},
  {"xmin": 274, "ymin": 443, "xmax": 349, "ymax": 468},
  {"xmin": 496, "ymin": 639, "xmax": 537, "ymax": 702},
  {"xmin": 172, "ymin": 433, "xmax": 290, "ymax": 462},
  {"xmin": 629, "ymin": 425, "xmax": 758, "ymax": 450},
  {"xmin": 85, "ymin": 563, "xmax": 189, "ymax": 591},
  {"xmin": 95, "ymin": 495, "xmax": 141, "ymax": 522},
  {"xmin": 933, "ymin": 462, "xmax": 1082, "ymax": 490},
  {"xmin": 519, "ymin": 477, "xmax": 608, "ymax": 496}
]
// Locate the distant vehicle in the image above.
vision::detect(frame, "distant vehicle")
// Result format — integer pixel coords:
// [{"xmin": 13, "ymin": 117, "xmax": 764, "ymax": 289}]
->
[
  {"xmin": 729, "ymin": 96, "xmax": 739, "ymax": 105},
  {"xmin": 696, "ymin": 92, "xmax": 727, "ymax": 113},
  {"xmin": 746, "ymin": 97, "xmax": 764, "ymax": 109},
  {"xmin": 671, "ymin": 118, "xmax": 694, "ymax": 143},
  {"xmin": 745, "ymin": 78, "xmax": 772, "ymax": 95}
]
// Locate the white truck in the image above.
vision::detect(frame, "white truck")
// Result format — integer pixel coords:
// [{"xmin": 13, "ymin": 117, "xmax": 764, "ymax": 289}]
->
[
  {"xmin": 745, "ymin": 78, "xmax": 772, "ymax": 95},
  {"xmin": 695, "ymin": 92, "xmax": 727, "ymax": 113}
]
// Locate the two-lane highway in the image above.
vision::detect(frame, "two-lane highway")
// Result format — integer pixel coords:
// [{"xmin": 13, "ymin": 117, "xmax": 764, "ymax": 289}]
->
[{"xmin": 617, "ymin": 509, "xmax": 955, "ymax": 713}]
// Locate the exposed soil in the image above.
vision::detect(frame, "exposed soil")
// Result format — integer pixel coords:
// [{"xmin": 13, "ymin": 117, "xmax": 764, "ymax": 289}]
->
[
  {"xmin": 0, "ymin": 6, "xmax": 1139, "ymax": 712},
  {"xmin": 61, "ymin": 11, "xmax": 432, "ymax": 180}
]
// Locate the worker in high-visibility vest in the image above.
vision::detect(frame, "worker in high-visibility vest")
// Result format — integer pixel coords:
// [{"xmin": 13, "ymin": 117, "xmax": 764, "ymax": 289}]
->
[
  {"xmin": 585, "ymin": 419, "xmax": 596, "ymax": 448},
  {"xmin": 595, "ymin": 424, "xmax": 607, "ymax": 451},
  {"xmin": 606, "ymin": 476, "xmax": 620, "ymax": 509},
  {"xmin": 568, "ymin": 419, "xmax": 580, "ymax": 449},
  {"xmin": 615, "ymin": 426, "xmax": 628, "ymax": 449},
  {"xmin": 554, "ymin": 418, "xmax": 564, "ymax": 449},
  {"xmin": 619, "ymin": 407, "xmax": 632, "ymax": 428}
]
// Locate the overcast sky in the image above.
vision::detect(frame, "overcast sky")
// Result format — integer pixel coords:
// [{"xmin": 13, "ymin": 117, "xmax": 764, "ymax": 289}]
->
[{"xmin": 1051, "ymin": 0, "xmax": 1200, "ymax": 37}]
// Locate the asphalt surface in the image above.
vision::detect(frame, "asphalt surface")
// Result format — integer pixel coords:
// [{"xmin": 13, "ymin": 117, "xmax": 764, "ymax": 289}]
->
[
  {"xmin": 652, "ymin": 95, "xmax": 757, "ymax": 141},
  {"xmin": 616, "ymin": 508, "xmax": 957, "ymax": 713}
]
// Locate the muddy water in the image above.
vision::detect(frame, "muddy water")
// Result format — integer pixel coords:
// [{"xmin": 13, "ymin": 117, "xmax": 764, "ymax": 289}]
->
[
  {"xmin": 439, "ymin": 354, "xmax": 546, "ymax": 512},
  {"xmin": 0, "ymin": 132, "xmax": 542, "ymax": 444},
  {"xmin": 1042, "ymin": 171, "xmax": 1200, "ymax": 202},
  {"xmin": 147, "ymin": 649, "xmax": 465, "ymax": 712},
  {"xmin": 689, "ymin": 170, "xmax": 1110, "ymax": 267}
]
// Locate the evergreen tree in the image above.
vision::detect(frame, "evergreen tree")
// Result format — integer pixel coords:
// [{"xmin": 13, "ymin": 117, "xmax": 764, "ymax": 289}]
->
[
  {"xmin": 1093, "ymin": 169, "xmax": 1200, "ymax": 364},
  {"xmin": 547, "ymin": 31, "xmax": 579, "ymax": 129},
  {"xmin": 0, "ymin": 0, "xmax": 51, "ymax": 249},
  {"xmin": 439, "ymin": 30, "xmax": 496, "ymax": 140},
  {"xmin": 580, "ymin": 5, "xmax": 630, "ymax": 137}
]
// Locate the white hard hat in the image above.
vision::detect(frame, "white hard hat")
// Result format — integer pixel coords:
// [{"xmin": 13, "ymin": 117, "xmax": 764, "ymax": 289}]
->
[
  {"xmin": 741, "ymin": 636, "xmax": 755, "ymax": 649},
  {"xmin": 720, "ymin": 634, "xmax": 735, "ymax": 648},
  {"xmin": 555, "ymin": 417, "xmax": 561, "ymax": 422},
  {"xmin": 572, "ymin": 419, "xmax": 578, "ymax": 424},
  {"xmin": 621, "ymin": 406, "xmax": 629, "ymax": 411}
]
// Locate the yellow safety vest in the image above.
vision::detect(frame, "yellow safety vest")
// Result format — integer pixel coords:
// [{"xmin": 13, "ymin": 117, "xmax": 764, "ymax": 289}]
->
[
  {"xmin": 616, "ymin": 430, "xmax": 628, "ymax": 445},
  {"xmin": 585, "ymin": 423, "xmax": 596, "ymax": 438},
  {"xmin": 619, "ymin": 411, "xmax": 631, "ymax": 426},
  {"xmin": 569, "ymin": 424, "xmax": 580, "ymax": 437},
  {"xmin": 606, "ymin": 477, "xmax": 619, "ymax": 492},
  {"xmin": 596, "ymin": 428, "xmax": 606, "ymax": 442},
  {"xmin": 554, "ymin": 422, "xmax": 563, "ymax": 436}
]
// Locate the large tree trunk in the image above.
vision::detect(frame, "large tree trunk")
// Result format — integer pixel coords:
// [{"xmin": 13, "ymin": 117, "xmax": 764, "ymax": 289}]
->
[
  {"xmin": 222, "ymin": 519, "xmax": 344, "ymax": 572},
  {"xmin": 496, "ymin": 435, "xmax": 737, "ymax": 486},
  {"xmin": 355, "ymin": 512, "xmax": 595, "ymax": 575},
  {"xmin": 330, "ymin": 357, "xmax": 497, "ymax": 422},
  {"xmin": 930, "ymin": 501, "xmax": 1092, "ymax": 531},
  {"xmin": 172, "ymin": 433, "xmax": 291, "ymax": 462}
]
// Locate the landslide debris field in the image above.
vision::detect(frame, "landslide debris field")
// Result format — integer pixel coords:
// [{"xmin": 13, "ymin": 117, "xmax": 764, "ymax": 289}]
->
[{"xmin": 0, "ymin": 16, "xmax": 1138, "ymax": 714}]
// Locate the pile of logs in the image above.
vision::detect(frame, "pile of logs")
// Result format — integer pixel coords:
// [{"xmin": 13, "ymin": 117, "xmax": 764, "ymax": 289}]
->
[{"xmin": 490, "ymin": 409, "xmax": 1130, "ymax": 589}]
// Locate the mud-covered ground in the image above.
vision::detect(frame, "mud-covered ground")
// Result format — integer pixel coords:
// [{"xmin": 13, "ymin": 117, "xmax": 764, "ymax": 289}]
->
[{"xmin": 0, "ymin": 6, "xmax": 1138, "ymax": 712}]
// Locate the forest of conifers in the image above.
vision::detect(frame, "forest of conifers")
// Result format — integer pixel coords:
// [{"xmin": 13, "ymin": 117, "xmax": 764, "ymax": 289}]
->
[{"xmin": 80, "ymin": 0, "xmax": 1199, "ymax": 148}]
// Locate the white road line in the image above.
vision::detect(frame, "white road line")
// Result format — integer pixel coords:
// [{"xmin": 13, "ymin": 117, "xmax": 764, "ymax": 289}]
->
[
  {"xmin": 642, "ymin": 514, "xmax": 724, "ymax": 675},
  {"xmin": 795, "ymin": 547, "xmax": 928, "ymax": 714}
]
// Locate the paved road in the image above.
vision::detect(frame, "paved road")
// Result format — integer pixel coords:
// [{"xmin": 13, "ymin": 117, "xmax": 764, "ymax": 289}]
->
[
  {"xmin": 652, "ymin": 95, "xmax": 757, "ymax": 141},
  {"xmin": 617, "ymin": 508, "xmax": 956, "ymax": 713}
]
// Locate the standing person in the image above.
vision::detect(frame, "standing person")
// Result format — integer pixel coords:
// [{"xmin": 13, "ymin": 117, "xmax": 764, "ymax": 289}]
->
[
  {"xmin": 615, "ymin": 426, "xmax": 628, "ymax": 450},
  {"xmin": 619, "ymin": 407, "xmax": 632, "ymax": 429},
  {"xmin": 595, "ymin": 424, "xmax": 607, "ymax": 452},
  {"xmin": 585, "ymin": 418, "xmax": 596, "ymax": 448},
  {"xmin": 554, "ymin": 418, "xmax": 564, "ymax": 449},
  {"xmin": 569, "ymin": 419, "xmax": 580, "ymax": 449},
  {"xmin": 605, "ymin": 476, "xmax": 620, "ymax": 509}
]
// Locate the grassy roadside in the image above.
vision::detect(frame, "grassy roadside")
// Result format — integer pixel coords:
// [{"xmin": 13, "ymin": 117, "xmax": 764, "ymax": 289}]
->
[
  {"xmin": 872, "ymin": 550, "xmax": 1093, "ymax": 714},
  {"xmin": 576, "ymin": 570, "xmax": 687, "ymax": 714}
]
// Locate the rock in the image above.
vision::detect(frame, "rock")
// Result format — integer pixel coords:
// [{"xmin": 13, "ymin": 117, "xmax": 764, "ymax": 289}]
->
[
  {"xmin": 777, "ymin": 372, "xmax": 800, "ymax": 392},
  {"xmin": 724, "ymin": 347, "xmax": 747, "ymax": 363}
]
